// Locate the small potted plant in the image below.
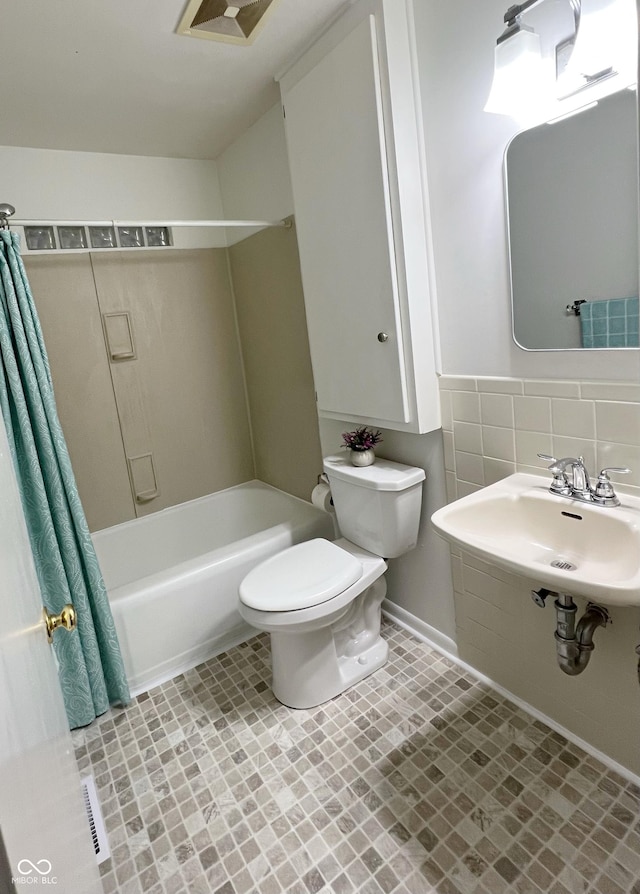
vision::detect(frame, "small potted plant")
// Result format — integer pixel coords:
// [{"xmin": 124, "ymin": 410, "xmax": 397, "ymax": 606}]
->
[{"xmin": 341, "ymin": 426, "xmax": 383, "ymax": 467}]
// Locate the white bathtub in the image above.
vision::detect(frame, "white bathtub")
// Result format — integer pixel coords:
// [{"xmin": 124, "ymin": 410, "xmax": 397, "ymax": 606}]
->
[{"xmin": 92, "ymin": 481, "xmax": 335, "ymax": 696}]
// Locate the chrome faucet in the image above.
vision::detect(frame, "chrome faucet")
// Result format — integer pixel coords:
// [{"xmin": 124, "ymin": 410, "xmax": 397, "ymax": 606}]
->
[
  {"xmin": 567, "ymin": 456, "xmax": 591, "ymax": 499},
  {"xmin": 537, "ymin": 454, "xmax": 631, "ymax": 507}
]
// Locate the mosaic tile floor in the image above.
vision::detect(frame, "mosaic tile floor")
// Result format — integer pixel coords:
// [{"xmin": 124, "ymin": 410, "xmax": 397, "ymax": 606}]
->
[{"xmin": 73, "ymin": 623, "xmax": 640, "ymax": 894}]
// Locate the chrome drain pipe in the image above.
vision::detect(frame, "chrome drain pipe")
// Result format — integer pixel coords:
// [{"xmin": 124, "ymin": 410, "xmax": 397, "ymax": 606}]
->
[
  {"xmin": 531, "ymin": 589, "xmax": 610, "ymax": 675},
  {"xmin": 554, "ymin": 594, "xmax": 610, "ymax": 675}
]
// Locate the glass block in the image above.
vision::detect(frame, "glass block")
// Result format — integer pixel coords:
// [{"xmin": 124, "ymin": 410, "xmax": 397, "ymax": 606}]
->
[
  {"xmin": 118, "ymin": 226, "xmax": 145, "ymax": 248},
  {"xmin": 58, "ymin": 226, "xmax": 88, "ymax": 249},
  {"xmin": 145, "ymin": 226, "xmax": 171, "ymax": 247},
  {"xmin": 89, "ymin": 226, "xmax": 117, "ymax": 249},
  {"xmin": 24, "ymin": 226, "xmax": 56, "ymax": 251}
]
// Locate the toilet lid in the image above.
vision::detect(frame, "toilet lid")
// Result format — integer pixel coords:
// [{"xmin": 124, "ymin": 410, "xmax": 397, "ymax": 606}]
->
[{"xmin": 240, "ymin": 538, "xmax": 363, "ymax": 612}]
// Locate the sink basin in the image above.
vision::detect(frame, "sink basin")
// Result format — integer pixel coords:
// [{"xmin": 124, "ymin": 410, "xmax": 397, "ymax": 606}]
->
[{"xmin": 431, "ymin": 473, "xmax": 640, "ymax": 607}]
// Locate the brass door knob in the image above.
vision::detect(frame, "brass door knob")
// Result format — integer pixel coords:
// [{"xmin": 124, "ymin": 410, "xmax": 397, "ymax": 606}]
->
[{"xmin": 43, "ymin": 604, "xmax": 77, "ymax": 644}]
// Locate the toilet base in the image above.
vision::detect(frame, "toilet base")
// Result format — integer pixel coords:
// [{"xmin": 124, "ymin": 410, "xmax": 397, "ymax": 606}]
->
[
  {"xmin": 271, "ymin": 632, "xmax": 388, "ymax": 709},
  {"xmin": 269, "ymin": 577, "xmax": 388, "ymax": 709}
]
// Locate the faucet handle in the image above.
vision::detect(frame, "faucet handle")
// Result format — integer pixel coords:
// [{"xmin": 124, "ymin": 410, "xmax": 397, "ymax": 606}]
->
[
  {"xmin": 537, "ymin": 453, "xmax": 578, "ymax": 472},
  {"xmin": 593, "ymin": 467, "xmax": 631, "ymax": 506},
  {"xmin": 537, "ymin": 453, "xmax": 573, "ymax": 495},
  {"xmin": 599, "ymin": 466, "xmax": 631, "ymax": 476}
]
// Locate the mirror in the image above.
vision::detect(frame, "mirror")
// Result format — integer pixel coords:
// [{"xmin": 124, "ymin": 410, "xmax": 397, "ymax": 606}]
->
[{"xmin": 506, "ymin": 89, "xmax": 639, "ymax": 350}]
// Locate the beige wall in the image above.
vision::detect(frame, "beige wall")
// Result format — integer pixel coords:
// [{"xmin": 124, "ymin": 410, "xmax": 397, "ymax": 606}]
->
[
  {"xmin": 27, "ymin": 232, "xmax": 323, "ymax": 528},
  {"xmin": 229, "ymin": 221, "xmax": 323, "ymax": 500},
  {"xmin": 91, "ymin": 250, "xmax": 255, "ymax": 517},
  {"xmin": 26, "ymin": 255, "xmax": 135, "ymax": 531},
  {"xmin": 26, "ymin": 249, "xmax": 255, "ymax": 530},
  {"xmin": 441, "ymin": 374, "xmax": 640, "ymax": 775}
]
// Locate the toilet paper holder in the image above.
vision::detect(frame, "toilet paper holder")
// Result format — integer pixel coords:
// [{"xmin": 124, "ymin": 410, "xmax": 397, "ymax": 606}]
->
[{"xmin": 312, "ymin": 474, "xmax": 335, "ymax": 513}]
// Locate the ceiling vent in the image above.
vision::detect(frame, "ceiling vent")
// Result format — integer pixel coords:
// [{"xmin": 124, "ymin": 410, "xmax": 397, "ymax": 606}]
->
[{"xmin": 176, "ymin": 0, "xmax": 281, "ymax": 45}]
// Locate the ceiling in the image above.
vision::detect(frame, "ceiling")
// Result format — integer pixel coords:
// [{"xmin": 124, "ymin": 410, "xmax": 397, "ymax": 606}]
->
[{"xmin": 0, "ymin": 0, "xmax": 353, "ymax": 160}]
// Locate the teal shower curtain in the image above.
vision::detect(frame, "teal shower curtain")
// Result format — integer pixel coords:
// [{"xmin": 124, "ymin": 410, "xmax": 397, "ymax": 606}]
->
[{"xmin": 0, "ymin": 229, "xmax": 130, "ymax": 727}]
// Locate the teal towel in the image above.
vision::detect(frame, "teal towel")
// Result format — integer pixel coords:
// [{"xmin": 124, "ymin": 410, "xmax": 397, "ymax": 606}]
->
[{"xmin": 580, "ymin": 297, "xmax": 639, "ymax": 348}]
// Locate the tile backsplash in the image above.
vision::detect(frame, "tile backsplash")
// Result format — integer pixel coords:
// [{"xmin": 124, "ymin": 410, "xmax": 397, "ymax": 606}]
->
[{"xmin": 439, "ymin": 376, "xmax": 640, "ymax": 502}]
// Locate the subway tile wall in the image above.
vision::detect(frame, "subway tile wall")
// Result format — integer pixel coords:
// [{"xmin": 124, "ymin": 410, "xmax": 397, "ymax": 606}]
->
[
  {"xmin": 440, "ymin": 377, "xmax": 640, "ymax": 503},
  {"xmin": 438, "ymin": 376, "xmax": 640, "ymax": 779}
]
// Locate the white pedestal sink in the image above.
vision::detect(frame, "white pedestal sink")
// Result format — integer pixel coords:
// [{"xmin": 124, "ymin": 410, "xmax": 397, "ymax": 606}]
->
[{"xmin": 431, "ymin": 473, "xmax": 640, "ymax": 607}]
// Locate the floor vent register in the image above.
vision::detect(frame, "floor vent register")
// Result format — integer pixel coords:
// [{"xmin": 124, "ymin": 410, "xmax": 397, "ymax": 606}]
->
[{"xmin": 81, "ymin": 775, "xmax": 110, "ymax": 865}]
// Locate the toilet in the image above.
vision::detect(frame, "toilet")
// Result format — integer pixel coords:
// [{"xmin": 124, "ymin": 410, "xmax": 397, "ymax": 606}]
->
[{"xmin": 238, "ymin": 454, "xmax": 426, "ymax": 709}]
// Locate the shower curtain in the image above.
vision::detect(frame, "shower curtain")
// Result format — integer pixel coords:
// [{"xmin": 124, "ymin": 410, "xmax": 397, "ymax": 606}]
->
[{"xmin": 0, "ymin": 229, "xmax": 130, "ymax": 727}]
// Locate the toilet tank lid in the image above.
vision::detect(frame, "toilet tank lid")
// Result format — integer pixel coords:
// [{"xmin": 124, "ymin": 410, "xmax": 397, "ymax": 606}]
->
[{"xmin": 323, "ymin": 454, "xmax": 426, "ymax": 491}]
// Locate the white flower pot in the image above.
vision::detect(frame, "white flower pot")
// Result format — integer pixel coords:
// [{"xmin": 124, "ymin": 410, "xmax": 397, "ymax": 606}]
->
[{"xmin": 350, "ymin": 448, "xmax": 375, "ymax": 467}]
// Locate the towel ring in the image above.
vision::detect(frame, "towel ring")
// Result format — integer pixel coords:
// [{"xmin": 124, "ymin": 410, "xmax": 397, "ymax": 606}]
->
[{"xmin": 566, "ymin": 299, "xmax": 587, "ymax": 316}]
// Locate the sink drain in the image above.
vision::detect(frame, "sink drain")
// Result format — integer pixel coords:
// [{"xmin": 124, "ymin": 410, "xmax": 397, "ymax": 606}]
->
[{"xmin": 551, "ymin": 559, "xmax": 577, "ymax": 572}]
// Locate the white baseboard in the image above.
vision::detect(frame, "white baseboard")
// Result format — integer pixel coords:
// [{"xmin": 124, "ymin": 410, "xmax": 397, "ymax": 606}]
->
[
  {"xmin": 382, "ymin": 601, "xmax": 640, "ymax": 789},
  {"xmin": 382, "ymin": 599, "xmax": 458, "ymax": 659}
]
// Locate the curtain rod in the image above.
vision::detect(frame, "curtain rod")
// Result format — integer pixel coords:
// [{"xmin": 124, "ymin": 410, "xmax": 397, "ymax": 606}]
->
[{"xmin": 10, "ymin": 218, "xmax": 290, "ymax": 229}]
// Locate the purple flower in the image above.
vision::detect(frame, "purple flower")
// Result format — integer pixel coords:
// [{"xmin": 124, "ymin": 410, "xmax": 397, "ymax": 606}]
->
[{"xmin": 341, "ymin": 427, "xmax": 383, "ymax": 451}]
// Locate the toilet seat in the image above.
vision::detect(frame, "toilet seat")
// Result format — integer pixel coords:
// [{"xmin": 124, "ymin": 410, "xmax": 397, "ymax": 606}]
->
[{"xmin": 239, "ymin": 538, "xmax": 363, "ymax": 612}]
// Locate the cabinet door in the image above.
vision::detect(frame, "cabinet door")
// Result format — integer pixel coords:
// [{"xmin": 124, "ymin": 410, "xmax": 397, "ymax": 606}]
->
[{"xmin": 283, "ymin": 15, "xmax": 410, "ymax": 424}]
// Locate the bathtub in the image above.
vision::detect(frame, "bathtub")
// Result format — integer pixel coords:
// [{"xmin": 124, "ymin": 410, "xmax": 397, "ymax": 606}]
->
[{"xmin": 92, "ymin": 480, "xmax": 335, "ymax": 696}]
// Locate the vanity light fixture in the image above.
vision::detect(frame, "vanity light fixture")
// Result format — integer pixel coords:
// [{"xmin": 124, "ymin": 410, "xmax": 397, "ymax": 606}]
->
[
  {"xmin": 486, "ymin": 0, "xmax": 637, "ymax": 119},
  {"xmin": 484, "ymin": 0, "xmax": 551, "ymax": 118},
  {"xmin": 559, "ymin": 0, "xmax": 637, "ymax": 97}
]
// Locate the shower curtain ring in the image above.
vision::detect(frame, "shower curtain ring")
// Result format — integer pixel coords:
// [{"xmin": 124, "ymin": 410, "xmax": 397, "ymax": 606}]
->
[{"xmin": 0, "ymin": 203, "xmax": 16, "ymax": 229}]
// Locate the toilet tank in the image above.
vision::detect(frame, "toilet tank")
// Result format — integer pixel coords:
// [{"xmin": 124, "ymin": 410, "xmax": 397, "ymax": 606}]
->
[{"xmin": 323, "ymin": 454, "xmax": 426, "ymax": 558}]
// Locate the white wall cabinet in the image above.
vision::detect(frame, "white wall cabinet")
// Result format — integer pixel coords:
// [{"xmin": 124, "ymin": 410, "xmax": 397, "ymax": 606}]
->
[{"xmin": 279, "ymin": 0, "xmax": 440, "ymax": 434}]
